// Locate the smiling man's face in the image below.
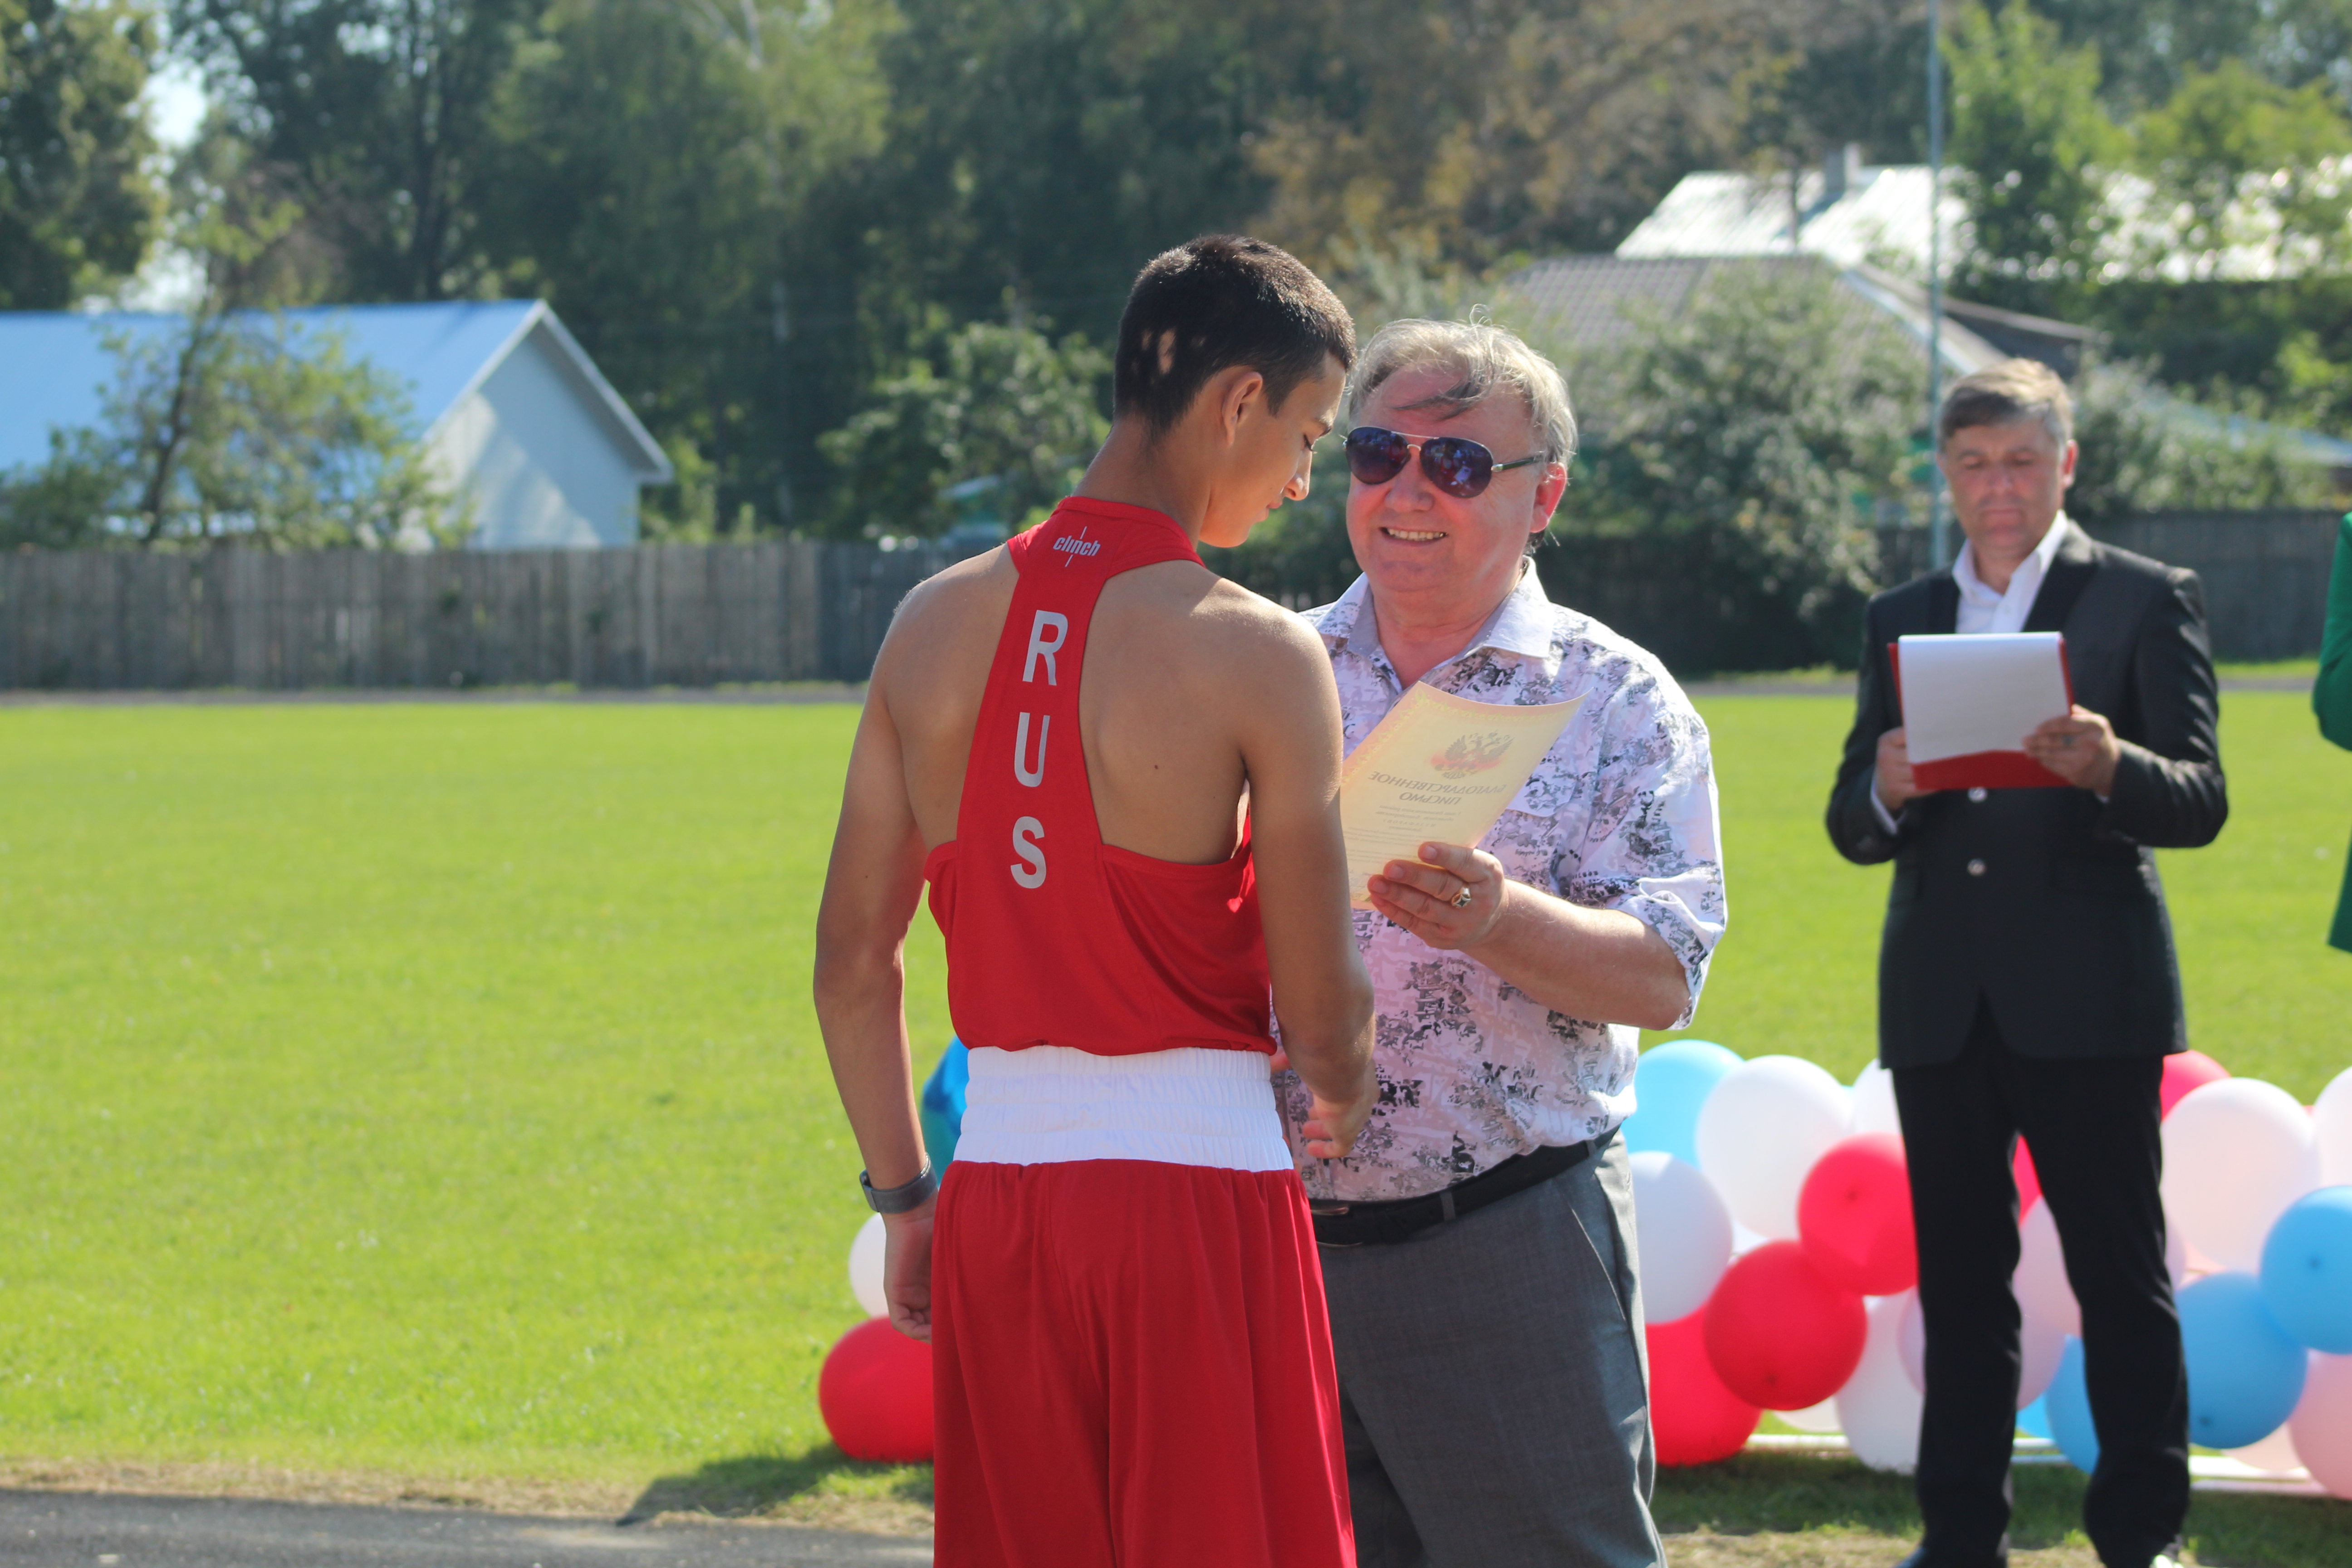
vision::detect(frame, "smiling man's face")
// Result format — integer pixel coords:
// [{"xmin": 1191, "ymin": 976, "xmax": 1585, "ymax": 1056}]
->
[{"xmin": 1344, "ymin": 367, "xmax": 1566, "ymax": 630}]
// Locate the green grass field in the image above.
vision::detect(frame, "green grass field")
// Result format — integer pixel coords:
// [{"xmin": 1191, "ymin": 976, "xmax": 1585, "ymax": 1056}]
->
[{"xmin": 2, "ymin": 694, "xmax": 2347, "ymax": 1555}]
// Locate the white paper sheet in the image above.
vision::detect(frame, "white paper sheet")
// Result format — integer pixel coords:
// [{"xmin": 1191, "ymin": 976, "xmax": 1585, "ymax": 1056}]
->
[{"xmin": 1896, "ymin": 633, "xmax": 2072, "ymax": 763}]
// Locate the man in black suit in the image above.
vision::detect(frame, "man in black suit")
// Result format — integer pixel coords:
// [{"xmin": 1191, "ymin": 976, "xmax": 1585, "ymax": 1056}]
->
[{"xmin": 1827, "ymin": 359, "xmax": 2225, "ymax": 1568}]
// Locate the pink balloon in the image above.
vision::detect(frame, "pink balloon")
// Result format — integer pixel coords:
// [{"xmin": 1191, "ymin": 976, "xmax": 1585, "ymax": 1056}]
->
[
  {"xmin": 1703, "ymin": 1240, "xmax": 1868, "ymax": 1411},
  {"xmin": 2018, "ymin": 1313, "xmax": 2066, "ymax": 1409},
  {"xmin": 2291, "ymin": 1351, "xmax": 2352, "ymax": 1499},
  {"xmin": 1798, "ymin": 1133, "xmax": 1917, "ymax": 1295},
  {"xmin": 819, "ymin": 1318, "xmax": 934, "ymax": 1462},
  {"xmin": 1648, "ymin": 1313, "xmax": 1762, "ymax": 1466},
  {"xmin": 1895, "ymin": 1287, "xmax": 2063, "ymax": 1411},
  {"xmin": 2161, "ymin": 1050, "xmax": 2229, "ymax": 1118}
]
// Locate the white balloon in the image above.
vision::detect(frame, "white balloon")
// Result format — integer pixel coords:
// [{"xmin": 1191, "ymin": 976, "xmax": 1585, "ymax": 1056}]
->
[
  {"xmin": 1732, "ymin": 1221, "xmax": 1771, "ymax": 1256},
  {"xmin": 1630, "ymin": 1152, "xmax": 1734, "ymax": 1323},
  {"xmin": 1839, "ymin": 1291, "xmax": 1925, "ymax": 1473},
  {"xmin": 1781, "ymin": 1397, "xmax": 1842, "ymax": 1433},
  {"xmin": 1695, "ymin": 1055, "xmax": 1852, "ymax": 1238},
  {"xmin": 1899, "ymin": 1289, "xmax": 1926, "ymax": 1394},
  {"xmin": 849, "ymin": 1212, "xmax": 888, "ymax": 1318},
  {"xmin": 2167, "ymin": 1221, "xmax": 2189, "ymax": 1289},
  {"xmin": 1849, "ymin": 1061, "xmax": 1903, "ymax": 1141},
  {"xmin": 2316, "ymin": 1067, "xmax": 2352, "ymax": 1188},
  {"xmin": 2228, "ymin": 1420, "xmax": 2306, "ymax": 1476},
  {"xmin": 2161, "ymin": 1079, "xmax": 2322, "ymax": 1273},
  {"xmin": 2016, "ymin": 1199, "xmax": 2080, "ymax": 1337},
  {"xmin": 1894, "ymin": 1285, "xmax": 2062, "ymax": 1411}
]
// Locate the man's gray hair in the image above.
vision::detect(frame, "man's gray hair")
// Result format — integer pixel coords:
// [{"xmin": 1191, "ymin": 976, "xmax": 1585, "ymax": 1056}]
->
[
  {"xmin": 1938, "ymin": 358, "xmax": 2073, "ymax": 451},
  {"xmin": 1347, "ymin": 317, "xmax": 1578, "ymax": 467}
]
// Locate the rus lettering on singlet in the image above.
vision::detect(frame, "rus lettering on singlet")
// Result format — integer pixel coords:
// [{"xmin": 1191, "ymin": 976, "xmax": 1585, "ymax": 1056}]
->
[{"xmin": 1009, "ymin": 608, "xmax": 1067, "ymax": 889}]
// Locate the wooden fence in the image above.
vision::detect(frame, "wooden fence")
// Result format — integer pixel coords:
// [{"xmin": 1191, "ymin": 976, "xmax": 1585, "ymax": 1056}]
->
[
  {"xmin": 1876, "ymin": 509, "xmax": 2345, "ymax": 665},
  {"xmin": 1, "ymin": 510, "xmax": 2341, "ymax": 690},
  {"xmin": 0, "ymin": 540, "xmax": 968, "ymax": 691}
]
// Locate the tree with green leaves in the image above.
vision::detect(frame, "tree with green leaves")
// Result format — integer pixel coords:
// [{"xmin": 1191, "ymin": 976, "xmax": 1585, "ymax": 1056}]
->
[
  {"xmin": 2067, "ymin": 358, "xmax": 2332, "ymax": 527},
  {"xmin": 2030, "ymin": 0, "xmax": 2352, "ymax": 113},
  {"xmin": 0, "ymin": 0, "xmax": 162, "ymax": 307},
  {"xmin": 2, "ymin": 313, "xmax": 455, "ymax": 548},
  {"xmin": 2130, "ymin": 59, "xmax": 2352, "ymax": 279},
  {"xmin": 816, "ymin": 318, "xmax": 1108, "ymax": 538},
  {"xmin": 168, "ymin": 0, "xmax": 534, "ymax": 301},
  {"xmin": 1247, "ymin": 0, "xmax": 1830, "ymax": 270},
  {"xmin": 0, "ymin": 209, "xmax": 456, "ymax": 549},
  {"xmin": 479, "ymin": 0, "xmax": 894, "ymax": 535},
  {"xmin": 1946, "ymin": 1, "xmax": 2127, "ymax": 314},
  {"xmin": 1568, "ymin": 264, "xmax": 1918, "ymax": 663}
]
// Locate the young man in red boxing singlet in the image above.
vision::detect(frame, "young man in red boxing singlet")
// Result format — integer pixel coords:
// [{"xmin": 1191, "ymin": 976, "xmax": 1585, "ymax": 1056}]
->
[{"xmin": 814, "ymin": 235, "xmax": 1379, "ymax": 1568}]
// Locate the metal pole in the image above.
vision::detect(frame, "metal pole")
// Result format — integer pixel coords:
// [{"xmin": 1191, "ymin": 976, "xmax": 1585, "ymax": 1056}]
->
[{"xmin": 1926, "ymin": 0, "xmax": 1949, "ymax": 571}]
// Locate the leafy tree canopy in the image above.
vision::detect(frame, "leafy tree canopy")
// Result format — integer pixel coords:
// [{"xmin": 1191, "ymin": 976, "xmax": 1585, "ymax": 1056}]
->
[
  {"xmin": 1946, "ymin": 1, "xmax": 2127, "ymax": 312},
  {"xmin": 0, "ymin": 0, "xmax": 161, "ymax": 307},
  {"xmin": 2132, "ymin": 59, "xmax": 2352, "ymax": 277},
  {"xmin": 1566, "ymin": 264, "xmax": 1917, "ymax": 660},
  {"xmin": 0, "ymin": 207, "xmax": 456, "ymax": 549},
  {"xmin": 816, "ymin": 318, "xmax": 1109, "ymax": 539}
]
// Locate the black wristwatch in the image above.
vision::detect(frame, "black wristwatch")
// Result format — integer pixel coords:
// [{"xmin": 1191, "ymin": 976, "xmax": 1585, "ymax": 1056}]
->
[{"xmin": 860, "ymin": 1162, "xmax": 938, "ymax": 1214}]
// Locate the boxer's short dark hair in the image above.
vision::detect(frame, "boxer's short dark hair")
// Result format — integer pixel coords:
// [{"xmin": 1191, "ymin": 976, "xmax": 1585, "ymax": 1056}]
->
[{"xmin": 1114, "ymin": 235, "xmax": 1355, "ymax": 434}]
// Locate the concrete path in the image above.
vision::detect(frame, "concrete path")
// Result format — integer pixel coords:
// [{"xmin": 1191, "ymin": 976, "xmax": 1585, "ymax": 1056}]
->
[{"xmin": 0, "ymin": 1490, "xmax": 930, "ymax": 1568}]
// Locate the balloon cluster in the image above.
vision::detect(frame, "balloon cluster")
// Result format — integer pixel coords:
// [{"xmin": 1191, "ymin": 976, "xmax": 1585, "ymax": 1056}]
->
[
  {"xmin": 818, "ymin": 1042, "xmax": 970, "ymax": 1462},
  {"xmin": 1630, "ymin": 1041, "xmax": 2352, "ymax": 1491}
]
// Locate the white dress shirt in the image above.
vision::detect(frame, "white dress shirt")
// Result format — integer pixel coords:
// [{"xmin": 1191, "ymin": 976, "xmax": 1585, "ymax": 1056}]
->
[
  {"xmin": 1952, "ymin": 513, "xmax": 2072, "ymax": 635},
  {"xmin": 1872, "ymin": 514, "xmax": 2074, "ymax": 831}
]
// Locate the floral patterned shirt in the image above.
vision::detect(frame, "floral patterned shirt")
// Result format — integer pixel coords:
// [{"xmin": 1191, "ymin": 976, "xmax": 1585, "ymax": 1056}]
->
[{"xmin": 1277, "ymin": 564, "xmax": 1727, "ymax": 1202}]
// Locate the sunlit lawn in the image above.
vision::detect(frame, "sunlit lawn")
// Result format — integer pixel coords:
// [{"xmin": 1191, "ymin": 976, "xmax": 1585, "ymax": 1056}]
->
[{"xmin": 1, "ymin": 692, "xmax": 2346, "ymax": 1555}]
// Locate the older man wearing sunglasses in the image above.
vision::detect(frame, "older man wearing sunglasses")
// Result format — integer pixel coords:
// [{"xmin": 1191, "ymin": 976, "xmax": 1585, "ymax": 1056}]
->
[{"xmin": 1277, "ymin": 318, "xmax": 1725, "ymax": 1568}]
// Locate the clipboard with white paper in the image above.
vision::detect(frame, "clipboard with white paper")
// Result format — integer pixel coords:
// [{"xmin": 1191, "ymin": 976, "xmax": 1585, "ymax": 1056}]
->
[
  {"xmin": 1891, "ymin": 632, "xmax": 2076, "ymax": 791},
  {"xmin": 1338, "ymin": 682, "xmax": 1584, "ymax": 907}
]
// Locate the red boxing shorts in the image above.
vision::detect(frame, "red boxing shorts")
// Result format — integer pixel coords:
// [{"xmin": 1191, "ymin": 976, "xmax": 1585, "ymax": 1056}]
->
[{"xmin": 930, "ymin": 1046, "xmax": 1354, "ymax": 1568}]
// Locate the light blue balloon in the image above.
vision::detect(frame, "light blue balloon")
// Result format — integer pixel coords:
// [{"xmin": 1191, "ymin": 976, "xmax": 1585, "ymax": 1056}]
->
[
  {"xmin": 1624, "ymin": 1039, "xmax": 1743, "ymax": 1166},
  {"xmin": 918, "ymin": 1038, "xmax": 970, "ymax": 1169},
  {"xmin": 2260, "ymin": 1185, "xmax": 2352, "ymax": 1352},
  {"xmin": 2016, "ymin": 1395, "xmax": 2051, "ymax": 1441},
  {"xmin": 2044, "ymin": 1338, "xmax": 2100, "ymax": 1472},
  {"xmin": 2181, "ymin": 1271, "xmax": 2308, "ymax": 1450}
]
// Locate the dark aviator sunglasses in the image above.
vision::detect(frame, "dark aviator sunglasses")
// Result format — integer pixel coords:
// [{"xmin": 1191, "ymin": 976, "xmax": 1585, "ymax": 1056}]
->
[{"xmin": 1344, "ymin": 426, "xmax": 1544, "ymax": 500}]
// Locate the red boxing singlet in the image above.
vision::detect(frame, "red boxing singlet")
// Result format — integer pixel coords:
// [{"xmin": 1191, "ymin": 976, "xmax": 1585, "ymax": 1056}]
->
[{"xmin": 923, "ymin": 496, "xmax": 1276, "ymax": 1057}]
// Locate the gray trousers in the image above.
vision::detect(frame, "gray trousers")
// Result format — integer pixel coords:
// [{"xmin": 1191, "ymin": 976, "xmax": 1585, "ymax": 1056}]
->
[{"xmin": 1317, "ymin": 1131, "xmax": 1663, "ymax": 1568}]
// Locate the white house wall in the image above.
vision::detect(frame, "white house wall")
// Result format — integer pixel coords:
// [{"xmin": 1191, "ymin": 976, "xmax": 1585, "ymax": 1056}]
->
[{"xmin": 431, "ymin": 326, "xmax": 643, "ymax": 548}]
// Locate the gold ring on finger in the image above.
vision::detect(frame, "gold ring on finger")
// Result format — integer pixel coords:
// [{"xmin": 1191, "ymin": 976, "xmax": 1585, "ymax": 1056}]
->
[{"xmin": 1450, "ymin": 887, "xmax": 1474, "ymax": 909}]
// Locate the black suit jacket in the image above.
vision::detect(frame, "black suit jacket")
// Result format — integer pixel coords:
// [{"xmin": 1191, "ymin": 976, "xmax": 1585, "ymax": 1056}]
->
[{"xmin": 1826, "ymin": 524, "xmax": 2227, "ymax": 1067}]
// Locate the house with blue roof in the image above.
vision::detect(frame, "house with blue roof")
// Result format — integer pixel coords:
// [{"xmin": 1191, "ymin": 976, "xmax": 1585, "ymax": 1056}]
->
[{"xmin": 0, "ymin": 300, "xmax": 672, "ymax": 548}]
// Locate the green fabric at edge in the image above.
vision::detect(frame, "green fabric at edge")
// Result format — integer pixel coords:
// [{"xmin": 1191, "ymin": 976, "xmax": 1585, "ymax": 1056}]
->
[{"xmin": 2320, "ymin": 513, "xmax": 2352, "ymax": 952}]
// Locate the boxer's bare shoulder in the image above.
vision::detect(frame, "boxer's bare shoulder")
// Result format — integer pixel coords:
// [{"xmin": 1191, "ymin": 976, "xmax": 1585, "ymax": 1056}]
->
[{"xmin": 864, "ymin": 545, "xmax": 1018, "ymax": 847}]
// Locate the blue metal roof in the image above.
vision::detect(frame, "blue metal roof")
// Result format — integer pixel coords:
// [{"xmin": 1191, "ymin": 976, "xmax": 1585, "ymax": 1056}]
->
[{"xmin": 0, "ymin": 300, "xmax": 562, "ymax": 473}]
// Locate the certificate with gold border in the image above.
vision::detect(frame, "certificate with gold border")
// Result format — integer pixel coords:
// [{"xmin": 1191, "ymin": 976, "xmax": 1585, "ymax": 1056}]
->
[{"xmin": 1338, "ymin": 683, "xmax": 1584, "ymax": 908}]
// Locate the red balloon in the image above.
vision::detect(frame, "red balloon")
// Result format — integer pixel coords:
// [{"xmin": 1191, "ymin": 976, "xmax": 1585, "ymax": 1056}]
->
[
  {"xmin": 2160, "ymin": 1050, "xmax": 2229, "ymax": 1117},
  {"xmin": 1647, "ymin": 1312, "xmax": 1762, "ymax": 1466},
  {"xmin": 818, "ymin": 1318, "xmax": 934, "ymax": 1462},
  {"xmin": 1798, "ymin": 1133, "xmax": 1918, "ymax": 1294},
  {"xmin": 1703, "ymin": 1240, "xmax": 1868, "ymax": 1411},
  {"xmin": 2014, "ymin": 1140, "xmax": 2040, "ymax": 1214}
]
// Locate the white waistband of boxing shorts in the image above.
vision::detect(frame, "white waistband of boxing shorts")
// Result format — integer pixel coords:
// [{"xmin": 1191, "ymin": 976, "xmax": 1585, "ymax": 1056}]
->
[{"xmin": 952, "ymin": 1045, "xmax": 1294, "ymax": 1173}]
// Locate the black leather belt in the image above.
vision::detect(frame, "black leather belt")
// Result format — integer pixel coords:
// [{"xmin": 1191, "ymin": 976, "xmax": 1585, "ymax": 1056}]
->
[{"xmin": 1309, "ymin": 1139, "xmax": 1592, "ymax": 1248}]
